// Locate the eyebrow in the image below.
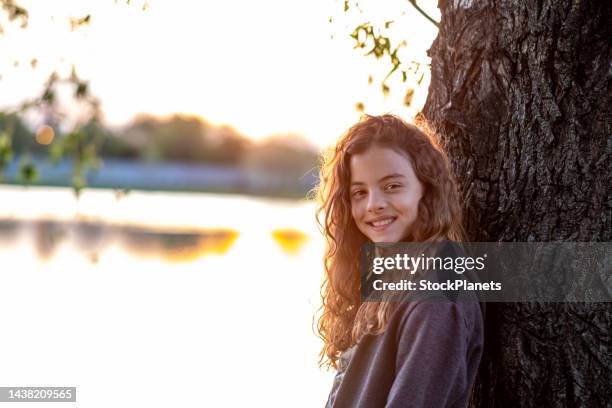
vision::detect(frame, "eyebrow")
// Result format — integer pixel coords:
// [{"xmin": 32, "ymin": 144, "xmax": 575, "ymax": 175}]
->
[{"xmin": 351, "ymin": 173, "xmax": 406, "ymax": 186}]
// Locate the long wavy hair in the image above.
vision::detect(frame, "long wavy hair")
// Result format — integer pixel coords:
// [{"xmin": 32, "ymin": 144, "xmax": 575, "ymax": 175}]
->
[{"xmin": 315, "ymin": 114, "xmax": 465, "ymax": 370}]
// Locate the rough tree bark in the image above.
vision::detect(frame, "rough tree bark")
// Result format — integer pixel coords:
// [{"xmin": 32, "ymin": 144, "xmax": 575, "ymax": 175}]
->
[{"xmin": 422, "ymin": 0, "xmax": 611, "ymax": 407}]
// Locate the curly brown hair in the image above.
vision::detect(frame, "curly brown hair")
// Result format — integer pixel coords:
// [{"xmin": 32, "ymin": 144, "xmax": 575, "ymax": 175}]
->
[{"xmin": 315, "ymin": 114, "xmax": 465, "ymax": 370}]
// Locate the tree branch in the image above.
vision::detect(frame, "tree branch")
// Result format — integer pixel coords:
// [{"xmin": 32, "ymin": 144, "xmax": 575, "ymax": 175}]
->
[{"xmin": 408, "ymin": 0, "xmax": 439, "ymax": 27}]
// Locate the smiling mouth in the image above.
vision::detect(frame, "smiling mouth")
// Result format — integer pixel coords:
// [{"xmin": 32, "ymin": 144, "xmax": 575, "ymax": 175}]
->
[{"xmin": 366, "ymin": 217, "xmax": 397, "ymax": 230}]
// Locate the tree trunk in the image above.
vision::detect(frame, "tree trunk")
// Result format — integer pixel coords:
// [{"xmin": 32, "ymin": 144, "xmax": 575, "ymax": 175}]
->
[{"xmin": 422, "ymin": 0, "xmax": 611, "ymax": 406}]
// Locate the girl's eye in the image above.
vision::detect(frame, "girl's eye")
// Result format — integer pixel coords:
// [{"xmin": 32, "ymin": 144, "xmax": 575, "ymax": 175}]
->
[
  {"xmin": 385, "ymin": 183, "xmax": 402, "ymax": 191},
  {"xmin": 351, "ymin": 190, "xmax": 366, "ymax": 198}
]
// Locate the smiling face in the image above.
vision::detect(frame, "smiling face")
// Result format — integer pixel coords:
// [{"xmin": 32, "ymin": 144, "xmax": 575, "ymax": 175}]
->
[{"xmin": 349, "ymin": 145, "xmax": 424, "ymax": 243}]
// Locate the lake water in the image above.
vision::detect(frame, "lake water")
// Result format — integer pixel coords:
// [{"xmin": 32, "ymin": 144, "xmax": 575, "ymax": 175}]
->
[{"xmin": 0, "ymin": 185, "xmax": 334, "ymax": 407}]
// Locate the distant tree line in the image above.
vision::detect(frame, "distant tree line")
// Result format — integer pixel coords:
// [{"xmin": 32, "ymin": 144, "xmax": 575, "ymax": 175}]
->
[{"xmin": 0, "ymin": 112, "xmax": 320, "ymax": 179}]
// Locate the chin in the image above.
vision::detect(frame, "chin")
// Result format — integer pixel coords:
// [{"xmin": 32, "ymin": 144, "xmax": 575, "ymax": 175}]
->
[{"xmin": 370, "ymin": 234, "xmax": 400, "ymax": 244}]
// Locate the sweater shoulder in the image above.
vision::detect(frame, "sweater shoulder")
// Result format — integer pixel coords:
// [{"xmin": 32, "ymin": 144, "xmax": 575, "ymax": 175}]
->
[{"xmin": 391, "ymin": 296, "xmax": 484, "ymax": 344}]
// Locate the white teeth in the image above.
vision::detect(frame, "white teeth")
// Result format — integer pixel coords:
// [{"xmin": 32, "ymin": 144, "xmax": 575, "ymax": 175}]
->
[{"xmin": 371, "ymin": 218, "xmax": 394, "ymax": 227}]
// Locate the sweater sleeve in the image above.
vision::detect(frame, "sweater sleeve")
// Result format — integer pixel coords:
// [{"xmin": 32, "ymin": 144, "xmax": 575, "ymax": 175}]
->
[{"xmin": 385, "ymin": 302, "xmax": 472, "ymax": 408}]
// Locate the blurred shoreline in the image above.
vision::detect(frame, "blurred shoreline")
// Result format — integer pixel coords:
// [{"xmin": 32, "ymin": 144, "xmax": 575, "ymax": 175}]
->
[
  {"xmin": 0, "ymin": 185, "xmax": 318, "ymax": 262},
  {"xmin": 1, "ymin": 156, "xmax": 319, "ymax": 198}
]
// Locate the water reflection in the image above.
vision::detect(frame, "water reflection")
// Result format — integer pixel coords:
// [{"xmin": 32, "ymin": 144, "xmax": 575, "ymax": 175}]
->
[
  {"xmin": 0, "ymin": 219, "xmax": 20, "ymax": 243},
  {"xmin": 120, "ymin": 227, "xmax": 239, "ymax": 261},
  {"xmin": 2, "ymin": 219, "xmax": 311, "ymax": 262},
  {"xmin": 2, "ymin": 219, "xmax": 242, "ymax": 262},
  {"xmin": 271, "ymin": 228, "xmax": 309, "ymax": 255},
  {"xmin": 33, "ymin": 220, "xmax": 68, "ymax": 259},
  {"xmin": 0, "ymin": 186, "xmax": 333, "ymax": 408}
]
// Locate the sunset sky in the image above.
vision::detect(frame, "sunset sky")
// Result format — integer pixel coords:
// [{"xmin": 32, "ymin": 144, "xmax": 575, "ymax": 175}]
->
[{"xmin": 0, "ymin": 0, "xmax": 439, "ymax": 148}]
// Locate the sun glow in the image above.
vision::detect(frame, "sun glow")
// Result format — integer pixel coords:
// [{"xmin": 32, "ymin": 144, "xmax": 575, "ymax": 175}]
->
[{"xmin": 0, "ymin": 0, "xmax": 438, "ymax": 148}]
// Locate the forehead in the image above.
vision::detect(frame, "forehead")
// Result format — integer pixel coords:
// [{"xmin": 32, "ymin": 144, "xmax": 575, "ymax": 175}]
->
[{"xmin": 349, "ymin": 146, "xmax": 415, "ymax": 182}]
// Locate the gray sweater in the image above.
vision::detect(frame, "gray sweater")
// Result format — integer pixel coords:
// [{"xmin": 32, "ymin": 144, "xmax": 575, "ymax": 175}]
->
[{"xmin": 325, "ymin": 296, "xmax": 484, "ymax": 408}]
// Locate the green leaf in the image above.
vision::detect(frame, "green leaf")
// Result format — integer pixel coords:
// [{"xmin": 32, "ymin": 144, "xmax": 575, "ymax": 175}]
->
[
  {"xmin": 18, "ymin": 160, "xmax": 37, "ymax": 184},
  {"xmin": 417, "ymin": 71, "xmax": 425, "ymax": 85},
  {"xmin": 75, "ymin": 82, "xmax": 88, "ymax": 98},
  {"xmin": 381, "ymin": 83, "xmax": 390, "ymax": 97},
  {"xmin": 71, "ymin": 172, "xmax": 85, "ymax": 196},
  {"xmin": 0, "ymin": 131, "xmax": 13, "ymax": 175},
  {"xmin": 403, "ymin": 88, "xmax": 415, "ymax": 107},
  {"xmin": 42, "ymin": 88, "xmax": 55, "ymax": 104}
]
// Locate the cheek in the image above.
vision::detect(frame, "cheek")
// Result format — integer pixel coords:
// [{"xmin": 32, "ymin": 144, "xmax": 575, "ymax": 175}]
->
[
  {"xmin": 399, "ymin": 194, "xmax": 421, "ymax": 216},
  {"xmin": 412, "ymin": 197, "xmax": 422, "ymax": 216},
  {"xmin": 411, "ymin": 197, "xmax": 424, "ymax": 223},
  {"xmin": 351, "ymin": 201, "xmax": 363, "ymax": 223},
  {"xmin": 350, "ymin": 203, "xmax": 358, "ymax": 221}
]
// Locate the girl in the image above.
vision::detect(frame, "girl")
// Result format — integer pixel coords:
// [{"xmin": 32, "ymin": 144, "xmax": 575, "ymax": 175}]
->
[{"xmin": 316, "ymin": 114, "xmax": 484, "ymax": 408}]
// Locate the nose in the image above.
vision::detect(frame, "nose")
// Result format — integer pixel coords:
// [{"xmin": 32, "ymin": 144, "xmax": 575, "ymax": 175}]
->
[{"xmin": 366, "ymin": 189, "xmax": 387, "ymax": 213}]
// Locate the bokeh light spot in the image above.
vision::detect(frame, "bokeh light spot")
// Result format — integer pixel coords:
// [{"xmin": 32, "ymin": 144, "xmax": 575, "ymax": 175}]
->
[{"xmin": 36, "ymin": 125, "xmax": 55, "ymax": 145}]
